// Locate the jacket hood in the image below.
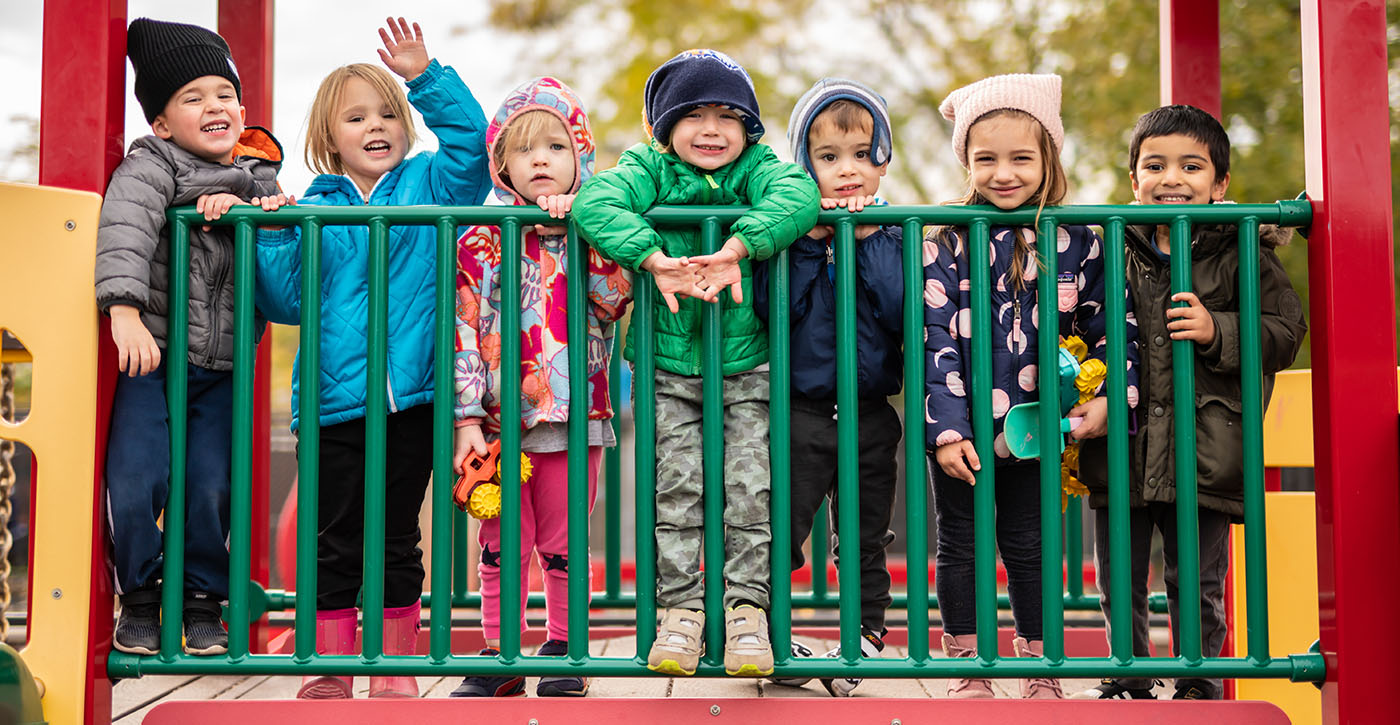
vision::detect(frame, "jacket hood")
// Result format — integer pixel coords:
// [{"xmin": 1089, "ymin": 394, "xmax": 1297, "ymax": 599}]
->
[
  {"xmin": 485, "ymin": 76, "xmax": 595, "ymax": 205},
  {"xmin": 235, "ymin": 126, "xmax": 283, "ymax": 164},
  {"xmin": 1128, "ymin": 220, "xmax": 1295, "ymax": 257}
]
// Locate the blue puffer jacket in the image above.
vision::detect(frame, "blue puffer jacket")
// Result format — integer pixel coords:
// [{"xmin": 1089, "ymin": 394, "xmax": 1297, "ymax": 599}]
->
[
  {"xmin": 255, "ymin": 60, "xmax": 490, "ymax": 431},
  {"xmin": 754, "ymin": 225, "xmax": 905, "ymax": 400},
  {"xmin": 923, "ymin": 224, "xmax": 1140, "ymax": 459}
]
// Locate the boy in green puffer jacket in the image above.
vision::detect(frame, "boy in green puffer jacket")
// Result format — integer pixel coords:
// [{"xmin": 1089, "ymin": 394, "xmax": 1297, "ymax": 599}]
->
[{"xmin": 572, "ymin": 49, "xmax": 819, "ymax": 678}]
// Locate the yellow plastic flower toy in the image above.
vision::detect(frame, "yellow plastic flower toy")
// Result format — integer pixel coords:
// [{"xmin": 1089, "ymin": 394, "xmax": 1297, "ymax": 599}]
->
[
  {"xmin": 453, "ymin": 439, "xmax": 534, "ymax": 520},
  {"xmin": 1059, "ymin": 339, "xmax": 1108, "ymax": 510}
]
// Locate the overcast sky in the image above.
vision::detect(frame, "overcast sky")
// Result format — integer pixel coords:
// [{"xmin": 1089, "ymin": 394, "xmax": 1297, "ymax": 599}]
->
[{"xmin": 2, "ymin": 0, "xmax": 542, "ymax": 193}]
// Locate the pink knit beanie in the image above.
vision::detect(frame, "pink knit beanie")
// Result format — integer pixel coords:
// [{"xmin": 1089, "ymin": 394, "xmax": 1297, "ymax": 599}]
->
[{"xmin": 939, "ymin": 74, "xmax": 1063, "ymax": 167}]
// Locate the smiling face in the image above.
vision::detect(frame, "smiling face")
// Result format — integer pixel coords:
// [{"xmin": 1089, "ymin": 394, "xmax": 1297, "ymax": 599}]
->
[
  {"xmin": 329, "ymin": 75, "xmax": 411, "ymax": 195},
  {"xmin": 151, "ymin": 75, "xmax": 245, "ymax": 163},
  {"xmin": 1131, "ymin": 133, "xmax": 1230, "ymax": 205},
  {"xmin": 807, "ymin": 113, "xmax": 888, "ymax": 200},
  {"xmin": 966, "ymin": 113, "xmax": 1045, "ymax": 210},
  {"xmin": 668, "ymin": 105, "xmax": 746, "ymax": 170},
  {"xmin": 501, "ymin": 113, "xmax": 577, "ymax": 201}
]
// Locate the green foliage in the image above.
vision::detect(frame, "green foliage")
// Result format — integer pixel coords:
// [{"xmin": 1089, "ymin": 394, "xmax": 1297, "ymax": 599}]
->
[{"xmin": 488, "ymin": 0, "xmax": 1400, "ymax": 366}]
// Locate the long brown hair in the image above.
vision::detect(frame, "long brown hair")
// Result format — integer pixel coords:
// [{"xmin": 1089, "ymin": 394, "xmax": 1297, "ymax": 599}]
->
[{"xmin": 941, "ymin": 108, "xmax": 1067, "ymax": 293}]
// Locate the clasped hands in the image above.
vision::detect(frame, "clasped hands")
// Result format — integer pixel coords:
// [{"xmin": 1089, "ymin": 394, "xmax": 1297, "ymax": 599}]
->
[{"xmin": 640, "ymin": 237, "xmax": 749, "ymax": 314}]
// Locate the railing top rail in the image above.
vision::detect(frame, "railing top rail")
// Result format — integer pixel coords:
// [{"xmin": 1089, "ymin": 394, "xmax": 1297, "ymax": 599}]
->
[{"xmin": 167, "ymin": 199, "xmax": 1312, "ymax": 228}]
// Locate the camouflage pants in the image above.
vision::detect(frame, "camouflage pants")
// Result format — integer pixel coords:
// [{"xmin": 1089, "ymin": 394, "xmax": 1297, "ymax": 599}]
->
[{"xmin": 651, "ymin": 368, "xmax": 771, "ymax": 610}]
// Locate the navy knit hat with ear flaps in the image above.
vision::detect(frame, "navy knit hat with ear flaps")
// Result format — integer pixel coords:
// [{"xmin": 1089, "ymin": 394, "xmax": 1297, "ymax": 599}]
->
[
  {"xmin": 643, "ymin": 49, "xmax": 765, "ymax": 147},
  {"xmin": 127, "ymin": 17, "xmax": 242, "ymax": 123},
  {"xmin": 788, "ymin": 78, "xmax": 893, "ymax": 178}
]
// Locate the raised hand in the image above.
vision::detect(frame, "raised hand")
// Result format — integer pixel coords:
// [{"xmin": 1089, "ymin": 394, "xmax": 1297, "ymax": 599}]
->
[{"xmin": 377, "ymin": 17, "xmax": 429, "ymax": 82}]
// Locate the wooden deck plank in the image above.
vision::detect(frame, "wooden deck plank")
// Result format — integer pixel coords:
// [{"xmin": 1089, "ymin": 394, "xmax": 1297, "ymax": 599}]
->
[
  {"xmin": 114, "ymin": 675, "xmax": 258, "ymax": 723},
  {"xmin": 111, "ymin": 675, "xmax": 199, "ymax": 719}
]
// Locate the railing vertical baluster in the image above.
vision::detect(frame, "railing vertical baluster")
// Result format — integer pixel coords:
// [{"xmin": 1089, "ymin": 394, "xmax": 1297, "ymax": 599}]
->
[
  {"xmin": 566, "ymin": 219, "xmax": 591, "ymax": 660},
  {"xmin": 362, "ymin": 217, "xmax": 390, "ymax": 659},
  {"xmin": 1065, "ymin": 496, "xmax": 1083, "ymax": 603},
  {"xmin": 902, "ymin": 218, "xmax": 930, "ymax": 662},
  {"xmin": 160, "ymin": 217, "xmax": 191, "ymax": 660},
  {"xmin": 699, "ymin": 218, "xmax": 725, "ymax": 663},
  {"xmin": 430, "ymin": 217, "xmax": 457, "ymax": 662},
  {"xmin": 1238, "ymin": 217, "xmax": 1271, "ymax": 664},
  {"xmin": 453, "ymin": 509, "xmax": 470, "ymax": 606},
  {"xmin": 833, "ymin": 218, "xmax": 860, "ymax": 661},
  {"xmin": 768, "ymin": 248, "xmax": 793, "ymax": 663},
  {"xmin": 811, "ymin": 501, "xmax": 829, "ymax": 602},
  {"xmin": 1169, "ymin": 216, "xmax": 1203, "ymax": 663},
  {"xmin": 1036, "ymin": 217, "xmax": 1065, "ymax": 662},
  {"xmin": 498, "ymin": 217, "xmax": 524, "ymax": 661},
  {"xmin": 633, "ymin": 279, "xmax": 658, "ymax": 657},
  {"xmin": 227, "ymin": 220, "xmax": 256, "ymax": 659},
  {"xmin": 967, "ymin": 218, "xmax": 997, "ymax": 661},
  {"xmin": 605, "ymin": 334, "xmax": 623, "ymax": 602},
  {"xmin": 1103, "ymin": 217, "xmax": 1133, "ymax": 664}
]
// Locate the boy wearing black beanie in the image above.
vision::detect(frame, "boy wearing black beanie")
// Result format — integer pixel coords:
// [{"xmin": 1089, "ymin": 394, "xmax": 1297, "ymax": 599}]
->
[{"xmin": 97, "ymin": 17, "xmax": 283, "ymax": 658}]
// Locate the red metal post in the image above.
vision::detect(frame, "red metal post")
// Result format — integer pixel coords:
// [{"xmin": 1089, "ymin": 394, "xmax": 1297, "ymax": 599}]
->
[
  {"xmin": 39, "ymin": 1, "xmax": 127, "ymax": 722},
  {"xmin": 218, "ymin": 0, "xmax": 276, "ymax": 654},
  {"xmin": 1300, "ymin": 1, "xmax": 1400, "ymax": 723},
  {"xmin": 1160, "ymin": 0, "xmax": 1222, "ymax": 118}
]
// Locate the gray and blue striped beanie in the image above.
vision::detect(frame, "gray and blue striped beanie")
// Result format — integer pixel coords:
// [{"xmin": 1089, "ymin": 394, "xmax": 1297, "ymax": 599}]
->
[{"xmin": 788, "ymin": 78, "xmax": 892, "ymax": 177}]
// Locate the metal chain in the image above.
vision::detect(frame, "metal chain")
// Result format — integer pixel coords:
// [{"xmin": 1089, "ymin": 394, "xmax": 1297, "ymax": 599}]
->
[{"xmin": 0, "ymin": 362, "xmax": 16, "ymax": 640}]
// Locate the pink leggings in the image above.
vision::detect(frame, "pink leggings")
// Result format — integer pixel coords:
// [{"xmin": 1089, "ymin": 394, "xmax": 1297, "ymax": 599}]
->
[{"xmin": 478, "ymin": 447, "xmax": 601, "ymax": 641}]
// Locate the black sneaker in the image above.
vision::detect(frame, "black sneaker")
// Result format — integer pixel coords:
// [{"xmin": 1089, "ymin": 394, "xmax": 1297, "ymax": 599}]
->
[
  {"xmin": 1069, "ymin": 678, "xmax": 1160, "ymax": 700},
  {"xmin": 449, "ymin": 648, "xmax": 526, "ymax": 697},
  {"xmin": 182, "ymin": 591, "xmax": 228, "ymax": 656},
  {"xmin": 820, "ymin": 629, "xmax": 885, "ymax": 697},
  {"xmin": 113, "ymin": 586, "xmax": 161, "ymax": 656},
  {"xmin": 536, "ymin": 639, "xmax": 590, "ymax": 697},
  {"xmin": 1172, "ymin": 679, "xmax": 1216, "ymax": 700}
]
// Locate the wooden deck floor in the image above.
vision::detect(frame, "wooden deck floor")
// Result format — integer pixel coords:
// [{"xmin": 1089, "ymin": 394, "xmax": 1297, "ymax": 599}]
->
[{"xmin": 112, "ymin": 635, "xmax": 1146, "ymax": 723}]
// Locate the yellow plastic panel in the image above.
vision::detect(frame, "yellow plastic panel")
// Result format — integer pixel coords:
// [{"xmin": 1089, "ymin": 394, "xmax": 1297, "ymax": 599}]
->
[{"xmin": 0, "ymin": 181, "xmax": 101, "ymax": 725}]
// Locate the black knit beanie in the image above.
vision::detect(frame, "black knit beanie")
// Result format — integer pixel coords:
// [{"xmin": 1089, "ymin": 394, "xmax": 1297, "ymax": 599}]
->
[
  {"xmin": 127, "ymin": 18, "xmax": 242, "ymax": 123},
  {"xmin": 643, "ymin": 49, "xmax": 764, "ymax": 147}
]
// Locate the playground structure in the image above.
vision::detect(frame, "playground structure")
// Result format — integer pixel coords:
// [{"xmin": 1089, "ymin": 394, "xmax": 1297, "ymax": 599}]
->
[{"xmin": 0, "ymin": 1, "xmax": 1396, "ymax": 723}]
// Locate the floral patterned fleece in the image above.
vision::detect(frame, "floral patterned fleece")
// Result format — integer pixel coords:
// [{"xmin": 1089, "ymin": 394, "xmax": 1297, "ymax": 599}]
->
[{"xmin": 453, "ymin": 76, "xmax": 632, "ymax": 432}]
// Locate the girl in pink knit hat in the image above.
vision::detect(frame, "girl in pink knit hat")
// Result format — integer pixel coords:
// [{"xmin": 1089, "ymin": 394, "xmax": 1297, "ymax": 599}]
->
[{"xmin": 921, "ymin": 74, "xmax": 1140, "ymax": 700}]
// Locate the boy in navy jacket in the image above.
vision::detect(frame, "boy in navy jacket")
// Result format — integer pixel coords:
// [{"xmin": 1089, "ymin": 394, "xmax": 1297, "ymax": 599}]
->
[{"xmin": 755, "ymin": 78, "xmax": 903, "ymax": 697}]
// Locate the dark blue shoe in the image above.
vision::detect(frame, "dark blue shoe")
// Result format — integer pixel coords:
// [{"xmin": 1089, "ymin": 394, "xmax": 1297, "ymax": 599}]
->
[
  {"xmin": 449, "ymin": 648, "xmax": 525, "ymax": 697},
  {"xmin": 536, "ymin": 639, "xmax": 589, "ymax": 697}
]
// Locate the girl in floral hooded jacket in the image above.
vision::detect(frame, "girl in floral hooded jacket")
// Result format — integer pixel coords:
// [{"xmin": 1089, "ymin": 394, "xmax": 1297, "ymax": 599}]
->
[{"xmin": 450, "ymin": 76, "xmax": 631, "ymax": 699}]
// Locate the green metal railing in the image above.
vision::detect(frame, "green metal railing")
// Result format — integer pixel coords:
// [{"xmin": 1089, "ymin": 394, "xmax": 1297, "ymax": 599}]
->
[{"xmin": 108, "ymin": 201, "xmax": 1323, "ymax": 685}]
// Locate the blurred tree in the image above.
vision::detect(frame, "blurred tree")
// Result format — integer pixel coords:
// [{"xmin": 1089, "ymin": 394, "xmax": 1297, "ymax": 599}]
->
[
  {"xmin": 1, "ymin": 115, "xmax": 39, "ymax": 184},
  {"xmin": 487, "ymin": 0, "xmax": 1400, "ymax": 365}
]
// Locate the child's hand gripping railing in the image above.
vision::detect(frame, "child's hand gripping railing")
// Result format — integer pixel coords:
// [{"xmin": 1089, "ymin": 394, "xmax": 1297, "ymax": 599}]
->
[{"xmin": 102, "ymin": 201, "xmax": 1324, "ymax": 689}]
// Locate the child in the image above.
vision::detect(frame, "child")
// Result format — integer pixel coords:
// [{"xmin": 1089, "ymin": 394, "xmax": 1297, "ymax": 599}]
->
[
  {"xmin": 753, "ymin": 78, "xmax": 902, "ymax": 697},
  {"xmin": 572, "ymin": 49, "xmax": 820, "ymax": 677},
  {"xmin": 98, "ymin": 17, "xmax": 284, "ymax": 658},
  {"xmin": 923, "ymin": 74, "xmax": 1138, "ymax": 699},
  {"xmin": 253, "ymin": 17, "xmax": 490, "ymax": 699},
  {"xmin": 448, "ymin": 76, "xmax": 631, "ymax": 698},
  {"xmin": 1073, "ymin": 105, "xmax": 1306, "ymax": 701}
]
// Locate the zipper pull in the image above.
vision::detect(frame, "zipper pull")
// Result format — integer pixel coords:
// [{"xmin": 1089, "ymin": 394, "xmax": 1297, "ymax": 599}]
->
[{"xmin": 1013, "ymin": 300, "xmax": 1022, "ymax": 354}]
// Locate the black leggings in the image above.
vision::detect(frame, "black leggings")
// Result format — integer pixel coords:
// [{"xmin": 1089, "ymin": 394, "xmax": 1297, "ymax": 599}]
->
[
  {"xmin": 301, "ymin": 404, "xmax": 434, "ymax": 610},
  {"xmin": 932, "ymin": 461, "xmax": 1043, "ymax": 640}
]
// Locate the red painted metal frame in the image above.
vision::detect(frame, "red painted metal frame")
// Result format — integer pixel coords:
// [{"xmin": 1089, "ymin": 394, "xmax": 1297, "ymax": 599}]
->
[
  {"xmin": 39, "ymin": 1, "xmax": 127, "ymax": 723},
  {"xmin": 1301, "ymin": 1, "xmax": 1400, "ymax": 723},
  {"xmin": 217, "ymin": 0, "xmax": 276, "ymax": 655},
  {"xmin": 1160, "ymin": 0, "xmax": 1222, "ymax": 117}
]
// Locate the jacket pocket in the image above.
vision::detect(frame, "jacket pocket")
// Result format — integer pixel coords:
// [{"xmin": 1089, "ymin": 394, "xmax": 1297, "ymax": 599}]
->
[{"xmin": 1194, "ymin": 393, "xmax": 1245, "ymax": 503}]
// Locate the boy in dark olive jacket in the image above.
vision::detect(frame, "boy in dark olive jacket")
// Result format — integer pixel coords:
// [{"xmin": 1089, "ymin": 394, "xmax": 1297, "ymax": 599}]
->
[{"xmin": 1075, "ymin": 105, "xmax": 1307, "ymax": 701}]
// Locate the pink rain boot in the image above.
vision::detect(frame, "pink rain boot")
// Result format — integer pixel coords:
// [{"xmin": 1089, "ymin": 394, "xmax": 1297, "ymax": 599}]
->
[
  {"xmin": 941, "ymin": 633, "xmax": 995, "ymax": 698},
  {"xmin": 1012, "ymin": 636, "xmax": 1064, "ymax": 699},
  {"xmin": 370, "ymin": 601, "xmax": 421, "ymax": 698},
  {"xmin": 298, "ymin": 608, "xmax": 357, "ymax": 699}
]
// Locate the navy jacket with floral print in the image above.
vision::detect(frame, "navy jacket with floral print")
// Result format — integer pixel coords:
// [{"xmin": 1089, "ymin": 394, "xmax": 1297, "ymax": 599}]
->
[{"xmin": 922, "ymin": 224, "xmax": 1140, "ymax": 459}]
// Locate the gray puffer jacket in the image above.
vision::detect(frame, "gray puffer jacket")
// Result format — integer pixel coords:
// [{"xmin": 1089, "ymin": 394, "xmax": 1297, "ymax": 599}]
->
[{"xmin": 95, "ymin": 127, "xmax": 283, "ymax": 370}]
